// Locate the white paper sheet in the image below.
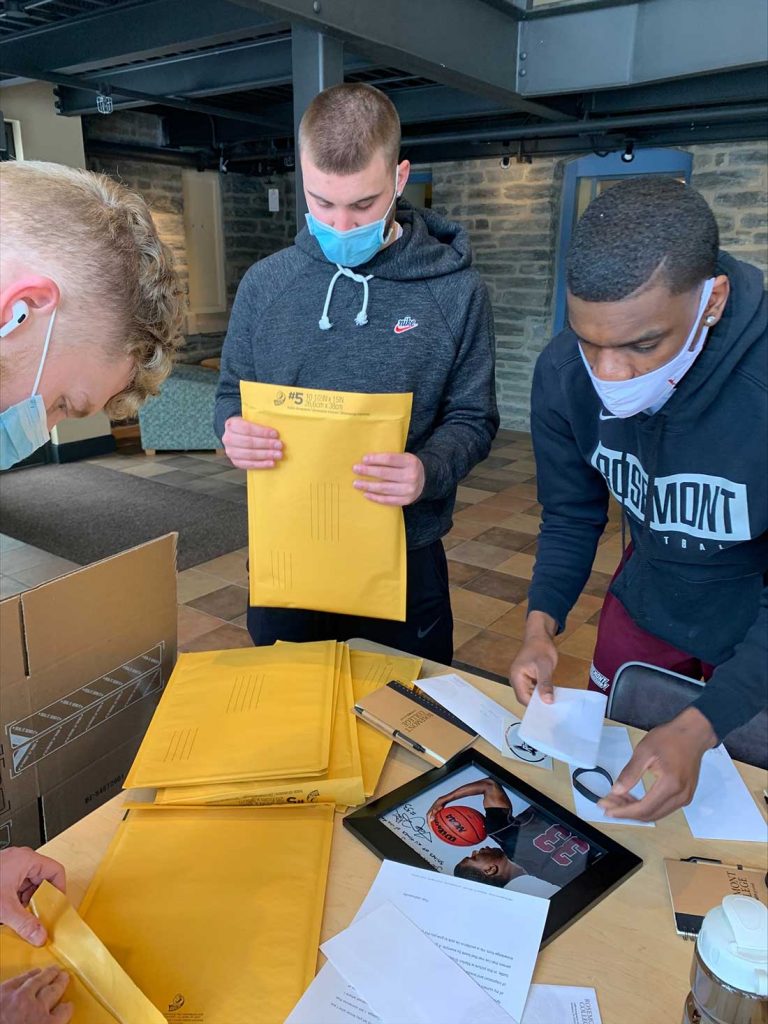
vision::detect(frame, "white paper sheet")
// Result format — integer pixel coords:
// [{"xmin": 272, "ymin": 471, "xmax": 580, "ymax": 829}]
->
[
  {"xmin": 286, "ymin": 975, "xmax": 603, "ymax": 1024},
  {"xmin": 518, "ymin": 687, "xmax": 607, "ymax": 769},
  {"xmin": 683, "ymin": 744, "xmax": 767, "ymax": 842},
  {"xmin": 286, "ymin": 860, "xmax": 549, "ymax": 1024},
  {"xmin": 570, "ymin": 725, "xmax": 655, "ymax": 828},
  {"xmin": 521, "ymin": 985, "xmax": 602, "ymax": 1024},
  {"xmin": 417, "ymin": 674, "xmax": 553, "ymax": 770},
  {"xmin": 322, "ymin": 902, "xmax": 515, "ymax": 1024}
]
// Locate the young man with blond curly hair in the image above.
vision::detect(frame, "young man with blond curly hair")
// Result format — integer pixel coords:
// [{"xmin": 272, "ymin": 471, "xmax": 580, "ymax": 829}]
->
[{"xmin": 0, "ymin": 160, "xmax": 183, "ymax": 470}]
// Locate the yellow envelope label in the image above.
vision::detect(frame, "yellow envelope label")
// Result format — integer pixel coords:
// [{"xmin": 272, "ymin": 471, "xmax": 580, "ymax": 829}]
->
[
  {"xmin": 80, "ymin": 804, "xmax": 334, "ymax": 1024},
  {"xmin": 241, "ymin": 381, "xmax": 412, "ymax": 621},
  {"xmin": 125, "ymin": 642, "xmax": 336, "ymax": 789}
]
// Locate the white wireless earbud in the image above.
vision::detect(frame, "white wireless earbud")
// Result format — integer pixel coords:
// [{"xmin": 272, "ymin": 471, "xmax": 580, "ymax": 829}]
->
[{"xmin": 0, "ymin": 300, "xmax": 30, "ymax": 338}]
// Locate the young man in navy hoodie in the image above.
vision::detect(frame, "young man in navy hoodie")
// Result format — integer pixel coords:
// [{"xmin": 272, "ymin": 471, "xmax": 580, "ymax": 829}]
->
[
  {"xmin": 510, "ymin": 177, "xmax": 766, "ymax": 822},
  {"xmin": 215, "ymin": 83, "xmax": 498, "ymax": 663}
]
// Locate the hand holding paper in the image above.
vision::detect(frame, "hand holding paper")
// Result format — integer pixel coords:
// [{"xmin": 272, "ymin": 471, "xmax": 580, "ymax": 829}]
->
[
  {"xmin": 518, "ymin": 687, "xmax": 607, "ymax": 769},
  {"xmin": 598, "ymin": 706, "xmax": 718, "ymax": 822}
]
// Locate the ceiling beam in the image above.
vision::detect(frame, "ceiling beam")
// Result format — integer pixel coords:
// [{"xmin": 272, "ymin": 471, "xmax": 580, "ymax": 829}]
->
[
  {"xmin": 232, "ymin": 0, "xmax": 569, "ymax": 119},
  {"xmin": 516, "ymin": 0, "xmax": 768, "ymax": 95},
  {"xmin": 0, "ymin": 0, "xmax": 282, "ymax": 75}
]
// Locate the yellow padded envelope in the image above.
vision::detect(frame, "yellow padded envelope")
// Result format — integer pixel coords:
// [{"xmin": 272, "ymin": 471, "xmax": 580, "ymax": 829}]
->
[
  {"xmin": 124, "ymin": 642, "xmax": 336, "ymax": 789},
  {"xmin": 155, "ymin": 643, "xmax": 365, "ymax": 809},
  {"xmin": 0, "ymin": 881, "xmax": 164, "ymax": 1023},
  {"xmin": 241, "ymin": 381, "xmax": 412, "ymax": 620},
  {"xmin": 350, "ymin": 649, "xmax": 423, "ymax": 797},
  {"xmin": 79, "ymin": 804, "xmax": 334, "ymax": 1024}
]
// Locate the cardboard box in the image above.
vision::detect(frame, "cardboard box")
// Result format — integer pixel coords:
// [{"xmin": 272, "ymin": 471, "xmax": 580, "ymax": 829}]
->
[{"xmin": 0, "ymin": 534, "xmax": 177, "ymax": 847}]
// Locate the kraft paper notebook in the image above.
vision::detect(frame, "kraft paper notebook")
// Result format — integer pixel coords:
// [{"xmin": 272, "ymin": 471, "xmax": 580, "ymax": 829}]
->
[
  {"xmin": 79, "ymin": 804, "xmax": 334, "ymax": 1024},
  {"xmin": 241, "ymin": 381, "xmax": 412, "ymax": 621},
  {"xmin": 664, "ymin": 858, "xmax": 768, "ymax": 937},
  {"xmin": 354, "ymin": 680, "xmax": 477, "ymax": 767},
  {"xmin": 124, "ymin": 642, "xmax": 336, "ymax": 788},
  {"xmin": 0, "ymin": 881, "xmax": 164, "ymax": 1023},
  {"xmin": 349, "ymin": 647, "xmax": 423, "ymax": 796},
  {"xmin": 156, "ymin": 642, "xmax": 365, "ymax": 808}
]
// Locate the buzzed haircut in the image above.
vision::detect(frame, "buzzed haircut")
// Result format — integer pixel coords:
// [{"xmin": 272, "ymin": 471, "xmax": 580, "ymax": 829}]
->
[
  {"xmin": 298, "ymin": 83, "xmax": 401, "ymax": 174},
  {"xmin": 453, "ymin": 861, "xmax": 506, "ymax": 888},
  {"xmin": 566, "ymin": 177, "xmax": 719, "ymax": 302}
]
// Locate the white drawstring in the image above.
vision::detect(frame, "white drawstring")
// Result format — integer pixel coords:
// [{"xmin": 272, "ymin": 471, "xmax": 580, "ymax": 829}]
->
[{"xmin": 318, "ymin": 265, "xmax": 374, "ymax": 331}]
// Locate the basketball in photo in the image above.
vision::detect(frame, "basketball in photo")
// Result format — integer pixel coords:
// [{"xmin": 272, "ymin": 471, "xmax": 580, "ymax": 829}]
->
[{"xmin": 429, "ymin": 805, "xmax": 487, "ymax": 846}]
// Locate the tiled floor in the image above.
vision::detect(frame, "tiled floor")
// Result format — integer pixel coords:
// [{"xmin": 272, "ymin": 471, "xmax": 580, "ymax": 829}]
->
[{"xmin": 0, "ymin": 429, "xmax": 623, "ymax": 686}]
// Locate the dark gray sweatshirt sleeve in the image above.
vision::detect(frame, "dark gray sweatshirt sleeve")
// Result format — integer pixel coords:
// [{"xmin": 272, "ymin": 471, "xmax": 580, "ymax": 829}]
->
[
  {"xmin": 527, "ymin": 352, "xmax": 610, "ymax": 630},
  {"xmin": 213, "ymin": 267, "xmax": 259, "ymax": 440},
  {"xmin": 691, "ymin": 585, "xmax": 768, "ymax": 740},
  {"xmin": 416, "ymin": 279, "xmax": 499, "ymax": 501}
]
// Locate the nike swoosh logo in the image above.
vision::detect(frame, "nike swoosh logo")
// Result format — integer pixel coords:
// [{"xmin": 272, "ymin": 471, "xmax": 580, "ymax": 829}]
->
[
  {"xmin": 417, "ymin": 618, "xmax": 441, "ymax": 639},
  {"xmin": 394, "ymin": 324, "xmax": 417, "ymax": 334},
  {"xmin": 598, "ymin": 410, "xmax": 618, "ymax": 421}
]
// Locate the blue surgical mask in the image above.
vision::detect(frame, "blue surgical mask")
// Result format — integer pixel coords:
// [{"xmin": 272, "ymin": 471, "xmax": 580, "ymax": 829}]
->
[
  {"xmin": 0, "ymin": 307, "xmax": 57, "ymax": 470},
  {"xmin": 305, "ymin": 169, "xmax": 400, "ymax": 268}
]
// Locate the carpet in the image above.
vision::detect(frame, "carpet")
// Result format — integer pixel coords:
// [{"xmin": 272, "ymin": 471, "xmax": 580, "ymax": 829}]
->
[{"xmin": 0, "ymin": 463, "xmax": 249, "ymax": 571}]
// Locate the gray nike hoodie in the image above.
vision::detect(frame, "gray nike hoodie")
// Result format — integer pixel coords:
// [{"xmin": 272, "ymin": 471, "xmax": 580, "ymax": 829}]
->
[{"xmin": 214, "ymin": 201, "xmax": 499, "ymax": 549}]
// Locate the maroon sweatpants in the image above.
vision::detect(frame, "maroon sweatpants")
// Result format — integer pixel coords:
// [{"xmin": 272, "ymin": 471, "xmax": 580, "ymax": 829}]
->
[{"xmin": 588, "ymin": 553, "xmax": 715, "ymax": 696}]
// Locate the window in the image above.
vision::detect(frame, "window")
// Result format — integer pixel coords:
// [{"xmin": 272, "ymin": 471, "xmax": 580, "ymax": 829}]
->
[{"xmin": 553, "ymin": 148, "xmax": 692, "ymax": 332}]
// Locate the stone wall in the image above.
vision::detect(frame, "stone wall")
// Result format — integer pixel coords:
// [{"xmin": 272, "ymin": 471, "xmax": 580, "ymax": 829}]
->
[
  {"xmin": 83, "ymin": 113, "xmax": 766, "ymax": 426},
  {"xmin": 431, "ymin": 140, "xmax": 767, "ymax": 429}
]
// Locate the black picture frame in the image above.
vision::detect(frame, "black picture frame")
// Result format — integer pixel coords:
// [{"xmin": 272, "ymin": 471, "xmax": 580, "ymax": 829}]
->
[{"xmin": 344, "ymin": 749, "xmax": 642, "ymax": 946}]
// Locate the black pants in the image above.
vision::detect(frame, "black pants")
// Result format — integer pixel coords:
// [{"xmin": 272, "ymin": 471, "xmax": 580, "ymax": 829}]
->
[{"xmin": 247, "ymin": 540, "xmax": 454, "ymax": 664}]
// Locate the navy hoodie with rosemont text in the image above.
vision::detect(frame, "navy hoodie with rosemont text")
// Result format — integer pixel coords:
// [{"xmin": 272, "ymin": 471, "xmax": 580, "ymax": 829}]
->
[
  {"xmin": 527, "ymin": 252, "xmax": 767, "ymax": 740},
  {"xmin": 214, "ymin": 201, "xmax": 499, "ymax": 550}
]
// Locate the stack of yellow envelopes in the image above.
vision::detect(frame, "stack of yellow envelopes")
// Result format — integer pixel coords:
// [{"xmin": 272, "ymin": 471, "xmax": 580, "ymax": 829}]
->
[
  {"xmin": 150, "ymin": 641, "xmax": 422, "ymax": 808},
  {"xmin": 125, "ymin": 640, "xmax": 339, "ymax": 790},
  {"xmin": 78, "ymin": 803, "xmax": 335, "ymax": 1024}
]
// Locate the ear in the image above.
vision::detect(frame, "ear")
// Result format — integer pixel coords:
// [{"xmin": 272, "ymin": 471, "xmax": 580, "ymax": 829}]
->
[
  {"xmin": 1, "ymin": 276, "xmax": 60, "ymax": 328},
  {"xmin": 484, "ymin": 862, "xmax": 498, "ymax": 878},
  {"xmin": 703, "ymin": 274, "xmax": 729, "ymax": 326},
  {"xmin": 396, "ymin": 159, "xmax": 411, "ymax": 197}
]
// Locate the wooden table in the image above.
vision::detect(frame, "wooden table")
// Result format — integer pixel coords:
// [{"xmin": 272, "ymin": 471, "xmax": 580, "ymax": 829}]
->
[{"xmin": 39, "ymin": 657, "xmax": 767, "ymax": 1024}]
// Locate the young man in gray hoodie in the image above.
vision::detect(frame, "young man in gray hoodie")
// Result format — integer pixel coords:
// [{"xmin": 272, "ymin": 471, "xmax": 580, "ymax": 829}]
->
[{"xmin": 214, "ymin": 83, "xmax": 498, "ymax": 662}]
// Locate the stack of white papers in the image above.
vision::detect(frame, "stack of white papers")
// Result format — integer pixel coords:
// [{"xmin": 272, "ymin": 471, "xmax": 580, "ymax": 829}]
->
[
  {"xmin": 287, "ymin": 860, "xmax": 605, "ymax": 1023},
  {"xmin": 518, "ymin": 687, "xmax": 607, "ymax": 769},
  {"xmin": 286, "ymin": 860, "xmax": 549, "ymax": 1024}
]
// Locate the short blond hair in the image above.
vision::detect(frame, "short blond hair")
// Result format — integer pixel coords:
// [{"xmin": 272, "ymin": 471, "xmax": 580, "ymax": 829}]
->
[
  {"xmin": 0, "ymin": 160, "xmax": 184, "ymax": 418},
  {"xmin": 298, "ymin": 83, "xmax": 401, "ymax": 174}
]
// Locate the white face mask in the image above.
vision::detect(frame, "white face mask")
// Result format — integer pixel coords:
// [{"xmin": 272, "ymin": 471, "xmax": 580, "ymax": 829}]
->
[{"xmin": 579, "ymin": 278, "xmax": 716, "ymax": 419}]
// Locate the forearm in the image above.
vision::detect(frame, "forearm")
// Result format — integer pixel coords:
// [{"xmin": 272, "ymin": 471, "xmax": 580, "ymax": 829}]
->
[{"xmin": 692, "ymin": 588, "xmax": 768, "ymax": 740}]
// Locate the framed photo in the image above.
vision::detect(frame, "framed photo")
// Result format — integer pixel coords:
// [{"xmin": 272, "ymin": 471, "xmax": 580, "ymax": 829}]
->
[{"xmin": 344, "ymin": 749, "xmax": 642, "ymax": 945}]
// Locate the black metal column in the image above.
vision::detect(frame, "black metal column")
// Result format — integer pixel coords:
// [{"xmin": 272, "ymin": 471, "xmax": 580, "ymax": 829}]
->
[{"xmin": 291, "ymin": 24, "xmax": 344, "ymax": 222}]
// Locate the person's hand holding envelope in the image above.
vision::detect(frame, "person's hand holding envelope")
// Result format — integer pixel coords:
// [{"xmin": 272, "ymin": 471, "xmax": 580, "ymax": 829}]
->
[
  {"xmin": 240, "ymin": 382, "xmax": 413, "ymax": 620},
  {"xmin": 225, "ymin": 393, "xmax": 422, "ymax": 507}
]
